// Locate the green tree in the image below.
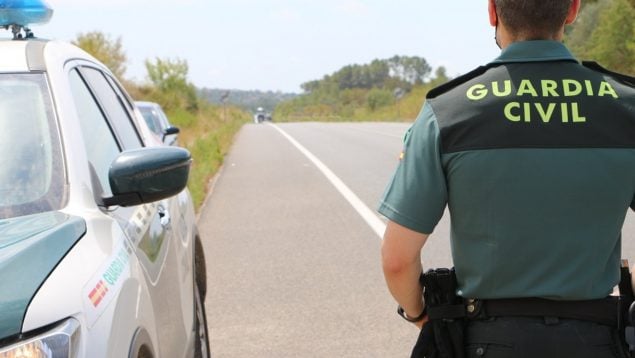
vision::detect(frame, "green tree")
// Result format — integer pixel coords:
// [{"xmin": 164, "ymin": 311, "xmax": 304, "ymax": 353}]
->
[
  {"xmin": 366, "ymin": 88, "xmax": 393, "ymax": 111},
  {"xmin": 330, "ymin": 61, "xmax": 390, "ymax": 90},
  {"xmin": 367, "ymin": 60, "xmax": 391, "ymax": 88},
  {"xmin": 300, "ymin": 55, "xmax": 431, "ymax": 95},
  {"xmin": 146, "ymin": 57, "xmax": 189, "ymax": 91},
  {"xmin": 585, "ymin": 0, "xmax": 635, "ymax": 74},
  {"xmin": 387, "ymin": 55, "xmax": 431, "ymax": 85},
  {"xmin": 566, "ymin": 0, "xmax": 611, "ymax": 58},
  {"xmin": 285, "ymin": 56, "xmax": 441, "ymax": 121},
  {"xmin": 567, "ymin": 0, "xmax": 635, "ymax": 75},
  {"xmin": 73, "ymin": 31, "xmax": 127, "ymax": 79},
  {"xmin": 145, "ymin": 57, "xmax": 198, "ymax": 111},
  {"xmin": 427, "ymin": 66, "xmax": 449, "ymax": 87},
  {"xmin": 301, "ymin": 79, "xmax": 321, "ymax": 93}
]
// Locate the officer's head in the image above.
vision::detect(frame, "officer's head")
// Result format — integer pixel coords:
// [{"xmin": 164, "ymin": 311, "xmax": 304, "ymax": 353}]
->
[{"xmin": 489, "ymin": 0, "xmax": 580, "ymax": 46}]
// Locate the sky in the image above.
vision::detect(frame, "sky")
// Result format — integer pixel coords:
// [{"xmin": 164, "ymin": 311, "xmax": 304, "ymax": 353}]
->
[{"xmin": 37, "ymin": 0, "xmax": 500, "ymax": 93}]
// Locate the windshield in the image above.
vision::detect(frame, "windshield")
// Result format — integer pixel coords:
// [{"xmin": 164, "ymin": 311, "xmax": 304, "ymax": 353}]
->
[
  {"xmin": 138, "ymin": 106, "xmax": 162, "ymax": 135},
  {"xmin": 0, "ymin": 73, "xmax": 65, "ymax": 219}
]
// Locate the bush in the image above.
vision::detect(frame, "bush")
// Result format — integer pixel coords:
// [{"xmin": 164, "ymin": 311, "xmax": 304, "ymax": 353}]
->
[
  {"xmin": 165, "ymin": 105, "xmax": 249, "ymax": 209},
  {"xmin": 366, "ymin": 88, "xmax": 394, "ymax": 111}
]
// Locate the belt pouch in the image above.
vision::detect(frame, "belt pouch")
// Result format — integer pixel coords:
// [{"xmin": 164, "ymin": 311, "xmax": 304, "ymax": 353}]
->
[{"xmin": 410, "ymin": 268, "xmax": 466, "ymax": 358}]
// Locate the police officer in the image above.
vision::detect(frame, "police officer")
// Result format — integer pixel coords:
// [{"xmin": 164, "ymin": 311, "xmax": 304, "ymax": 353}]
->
[{"xmin": 379, "ymin": 0, "xmax": 635, "ymax": 357}]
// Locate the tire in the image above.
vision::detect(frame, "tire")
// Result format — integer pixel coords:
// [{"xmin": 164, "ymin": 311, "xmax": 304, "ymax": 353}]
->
[
  {"xmin": 194, "ymin": 281, "xmax": 211, "ymax": 358},
  {"xmin": 129, "ymin": 329, "xmax": 155, "ymax": 358},
  {"xmin": 195, "ymin": 236, "xmax": 207, "ymax": 299}
]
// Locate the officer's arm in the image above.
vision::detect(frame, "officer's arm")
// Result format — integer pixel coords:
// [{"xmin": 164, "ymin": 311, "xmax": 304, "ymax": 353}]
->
[{"xmin": 381, "ymin": 220, "xmax": 429, "ymax": 325}]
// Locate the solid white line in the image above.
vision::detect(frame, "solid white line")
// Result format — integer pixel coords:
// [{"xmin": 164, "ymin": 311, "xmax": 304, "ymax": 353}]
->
[{"xmin": 268, "ymin": 123, "xmax": 387, "ymax": 239}]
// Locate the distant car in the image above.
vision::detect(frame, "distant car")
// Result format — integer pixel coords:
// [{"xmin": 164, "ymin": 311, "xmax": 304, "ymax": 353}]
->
[
  {"xmin": 135, "ymin": 101, "xmax": 180, "ymax": 146},
  {"xmin": 253, "ymin": 107, "xmax": 272, "ymax": 123},
  {"xmin": 0, "ymin": 1, "xmax": 209, "ymax": 358}
]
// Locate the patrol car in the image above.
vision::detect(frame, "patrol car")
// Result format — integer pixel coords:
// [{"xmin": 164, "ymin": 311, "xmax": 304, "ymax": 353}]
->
[
  {"xmin": 0, "ymin": 1, "xmax": 210, "ymax": 357},
  {"xmin": 135, "ymin": 101, "xmax": 180, "ymax": 146}
]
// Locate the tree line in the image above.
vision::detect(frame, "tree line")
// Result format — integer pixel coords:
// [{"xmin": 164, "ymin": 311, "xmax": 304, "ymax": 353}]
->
[
  {"xmin": 274, "ymin": 0, "xmax": 634, "ymax": 122},
  {"xmin": 566, "ymin": 0, "xmax": 634, "ymax": 75},
  {"xmin": 199, "ymin": 88, "xmax": 297, "ymax": 113},
  {"xmin": 301, "ymin": 55, "xmax": 433, "ymax": 93},
  {"xmin": 275, "ymin": 56, "xmax": 449, "ymax": 121}
]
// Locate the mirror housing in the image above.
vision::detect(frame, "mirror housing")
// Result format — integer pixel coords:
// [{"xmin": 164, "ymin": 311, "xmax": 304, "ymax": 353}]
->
[
  {"xmin": 162, "ymin": 126, "xmax": 180, "ymax": 144},
  {"xmin": 102, "ymin": 147, "xmax": 191, "ymax": 207},
  {"xmin": 164, "ymin": 126, "xmax": 180, "ymax": 136},
  {"xmin": 161, "ymin": 126, "xmax": 181, "ymax": 141}
]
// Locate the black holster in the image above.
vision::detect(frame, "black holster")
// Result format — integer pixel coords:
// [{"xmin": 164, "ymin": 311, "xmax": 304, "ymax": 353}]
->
[
  {"xmin": 410, "ymin": 263, "xmax": 635, "ymax": 358},
  {"xmin": 410, "ymin": 268, "xmax": 466, "ymax": 358},
  {"xmin": 619, "ymin": 261, "xmax": 635, "ymax": 358}
]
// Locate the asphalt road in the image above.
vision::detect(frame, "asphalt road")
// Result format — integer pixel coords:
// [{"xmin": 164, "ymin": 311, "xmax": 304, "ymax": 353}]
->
[{"xmin": 197, "ymin": 122, "xmax": 635, "ymax": 357}]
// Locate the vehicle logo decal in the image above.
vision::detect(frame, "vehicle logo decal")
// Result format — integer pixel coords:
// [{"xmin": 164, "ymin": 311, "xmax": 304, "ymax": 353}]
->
[
  {"xmin": 88, "ymin": 280, "xmax": 109, "ymax": 307},
  {"xmin": 83, "ymin": 239, "xmax": 132, "ymax": 327}
]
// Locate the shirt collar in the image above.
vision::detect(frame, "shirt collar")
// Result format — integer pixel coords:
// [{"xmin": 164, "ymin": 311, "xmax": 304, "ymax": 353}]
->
[{"xmin": 490, "ymin": 40, "xmax": 578, "ymax": 65}]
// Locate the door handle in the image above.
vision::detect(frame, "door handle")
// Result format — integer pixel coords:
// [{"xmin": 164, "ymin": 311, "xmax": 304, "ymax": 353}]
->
[{"xmin": 158, "ymin": 205, "xmax": 171, "ymax": 227}]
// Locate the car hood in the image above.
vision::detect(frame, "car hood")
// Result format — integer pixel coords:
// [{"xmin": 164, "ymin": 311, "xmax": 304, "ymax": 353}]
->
[{"xmin": 0, "ymin": 211, "xmax": 86, "ymax": 340}]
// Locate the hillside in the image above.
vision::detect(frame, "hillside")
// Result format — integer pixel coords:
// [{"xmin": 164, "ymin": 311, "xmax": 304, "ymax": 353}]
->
[
  {"xmin": 273, "ymin": 55, "xmax": 449, "ymax": 122},
  {"xmin": 199, "ymin": 88, "xmax": 298, "ymax": 113}
]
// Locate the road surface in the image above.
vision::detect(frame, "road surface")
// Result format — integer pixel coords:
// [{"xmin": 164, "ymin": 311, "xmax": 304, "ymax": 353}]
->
[{"xmin": 197, "ymin": 122, "xmax": 635, "ymax": 357}]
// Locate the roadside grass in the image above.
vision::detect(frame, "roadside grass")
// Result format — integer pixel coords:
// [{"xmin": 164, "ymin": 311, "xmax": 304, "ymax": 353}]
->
[
  {"xmin": 351, "ymin": 85, "xmax": 428, "ymax": 122},
  {"xmin": 168, "ymin": 104, "xmax": 250, "ymax": 209},
  {"xmin": 274, "ymin": 85, "xmax": 429, "ymax": 123}
]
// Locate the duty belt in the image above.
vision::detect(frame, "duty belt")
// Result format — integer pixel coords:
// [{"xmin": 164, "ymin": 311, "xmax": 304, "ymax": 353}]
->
[{"xmin": 462, "ymin": 296, "xmax": 620, "ymax": 327}]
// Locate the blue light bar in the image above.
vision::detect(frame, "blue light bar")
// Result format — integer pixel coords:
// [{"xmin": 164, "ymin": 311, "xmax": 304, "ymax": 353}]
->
[{"xmin": 0, "ymin": 0, "xmax": 53, "ymax": 27}]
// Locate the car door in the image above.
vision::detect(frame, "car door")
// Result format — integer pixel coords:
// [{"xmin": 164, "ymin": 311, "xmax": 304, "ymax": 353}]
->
[{"xmin": 68, "ymin": 63, "xmax": 193, "ymax": 357}]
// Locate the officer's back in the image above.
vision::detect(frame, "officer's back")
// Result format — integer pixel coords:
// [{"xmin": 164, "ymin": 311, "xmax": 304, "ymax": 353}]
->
[{"xmin": 379, "ymin": 0, "xmax": 635, "ymax": 357}]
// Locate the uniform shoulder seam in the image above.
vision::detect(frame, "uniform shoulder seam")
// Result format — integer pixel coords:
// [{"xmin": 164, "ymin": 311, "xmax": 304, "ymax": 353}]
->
[
  {"xmin": 426, "ymin": 65, "xmax": 494, "ymax": 99},
  {"xmin": 582, "ymin": 61, "xmax": 635, "ymax": 88}
]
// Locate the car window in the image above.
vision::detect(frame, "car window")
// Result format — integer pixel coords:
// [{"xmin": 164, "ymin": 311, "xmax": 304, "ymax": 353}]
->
[
  {"xmin": 78, "ymin": 67, "xmax": 142, "ymax": 150},
  {"xmin": 138, "ymin": 106, "xmax": 162, "ymax": 135},
  {"xmin": 155, "ymin": 106, "xmax": 171, "ymax": 129},
  {"xmin": 68, "ymin": 69, "xmax": 120, "ymax": 197},
  {"xmin": 0, "ymin": 73, "xmax": 65, "ymax": 219},
  {"xmin": 105, "ymin": 74, "xmax": 135, "ymax": 112}
]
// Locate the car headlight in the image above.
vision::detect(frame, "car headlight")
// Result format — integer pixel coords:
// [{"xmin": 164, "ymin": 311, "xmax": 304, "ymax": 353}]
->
[{"xmin": 0, "ymin": 319, "xmax": 79, "ymax": 358}]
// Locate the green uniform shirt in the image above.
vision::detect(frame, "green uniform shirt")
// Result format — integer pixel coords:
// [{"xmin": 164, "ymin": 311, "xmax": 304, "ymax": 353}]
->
[{"xmin": 378, "ymin": 40, "xmax": 635, "ymax": 300}]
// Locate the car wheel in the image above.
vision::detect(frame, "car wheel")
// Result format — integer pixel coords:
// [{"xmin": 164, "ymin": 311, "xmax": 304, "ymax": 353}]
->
[
  {"xmin": 194, "ymin": 281, "xmax": 211, "ymax": 358},
  {"xmin": 129, "ymin": 329, "xmax": 155, "ymax": 358},
  {"xmin": 195, "ymin": 236, "xmax": 207, "ymax": 299}
]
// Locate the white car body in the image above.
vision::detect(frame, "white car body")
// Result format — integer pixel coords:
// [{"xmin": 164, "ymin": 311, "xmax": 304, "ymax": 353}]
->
[{"xmin": 0, "ymin": 38, "xmax": 208, "ymax": 358}]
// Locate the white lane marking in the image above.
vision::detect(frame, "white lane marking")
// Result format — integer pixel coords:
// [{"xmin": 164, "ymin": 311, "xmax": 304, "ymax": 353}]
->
[{"xmin": 268, "ymin": 123, "xmax": 386, "ymax": 239}]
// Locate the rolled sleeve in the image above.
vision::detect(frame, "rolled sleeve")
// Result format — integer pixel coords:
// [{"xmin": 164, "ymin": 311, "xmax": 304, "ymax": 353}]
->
[{"xmin": 378, "ymin": 103, "xmax": 448, "ymax": 234}]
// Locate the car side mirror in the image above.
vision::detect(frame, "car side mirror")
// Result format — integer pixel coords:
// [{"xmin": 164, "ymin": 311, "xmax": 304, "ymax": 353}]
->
[
  {"xmin": 102, "ymin": 147, "xmax": 191, "ymax": 207},
  {"xmin": 163, "ymin": 126, "xmax": 180, "ymax": 136}
]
